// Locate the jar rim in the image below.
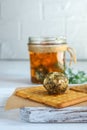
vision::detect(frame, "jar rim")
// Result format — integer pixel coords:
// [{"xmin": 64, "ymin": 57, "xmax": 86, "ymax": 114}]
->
[{"xmin": 28, "ymin": 37, "xmax": 67, "ymax": 45}]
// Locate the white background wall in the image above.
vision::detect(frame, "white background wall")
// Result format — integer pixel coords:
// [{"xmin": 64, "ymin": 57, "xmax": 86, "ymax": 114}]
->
[{"xmin": 0, "ymin": 0, "xmax": 87, "ymax": 60}]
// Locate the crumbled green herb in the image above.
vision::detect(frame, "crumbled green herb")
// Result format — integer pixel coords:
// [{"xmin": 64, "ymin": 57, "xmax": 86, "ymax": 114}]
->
[
  {"xmin": 35, "ymin": 65, "xmax": 48, "ymax": 82},
  {"xmin": 54, "ymin": 62, "xmax": 65, "ymax": 72},
  {"xmin": 65, "ymin": 67, "xmax": 87, "ymax": 84}
]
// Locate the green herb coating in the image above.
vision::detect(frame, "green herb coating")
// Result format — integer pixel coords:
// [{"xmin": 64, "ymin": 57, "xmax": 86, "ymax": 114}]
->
[{"xmin": 43, "ymin": 72, "xmax": 68, "ymax": 94}]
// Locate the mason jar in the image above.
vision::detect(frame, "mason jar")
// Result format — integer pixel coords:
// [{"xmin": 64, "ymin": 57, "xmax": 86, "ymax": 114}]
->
[{"xmin": 28, "ymin": 37, "xmax": 76, "ymax": 84}]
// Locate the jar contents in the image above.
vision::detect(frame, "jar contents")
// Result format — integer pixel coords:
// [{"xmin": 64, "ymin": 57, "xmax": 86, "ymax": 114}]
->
[
  {"xmin": 29, "ymin": 49, "xmax": 65, "ymax": 83},
  {"xmin": 28, "ymin": 37, "xmax": 76, "ymax": 84}
]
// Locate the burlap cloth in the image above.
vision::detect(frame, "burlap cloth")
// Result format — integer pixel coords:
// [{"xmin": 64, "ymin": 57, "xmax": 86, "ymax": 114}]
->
[{"xmin": 5, "ymin": 85, "xmax": 87, "ymax": 110}]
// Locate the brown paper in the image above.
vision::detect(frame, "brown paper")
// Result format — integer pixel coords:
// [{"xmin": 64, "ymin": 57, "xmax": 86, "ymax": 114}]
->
[{"xmin": 5, "ymin": 88, "xmax": 45, "ymax": 110}]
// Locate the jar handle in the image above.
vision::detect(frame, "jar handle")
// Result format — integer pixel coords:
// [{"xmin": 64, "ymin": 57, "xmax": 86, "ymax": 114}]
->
[{"xmin": 67, "ymin": 47, "xmax": 77, "ymax": 66}]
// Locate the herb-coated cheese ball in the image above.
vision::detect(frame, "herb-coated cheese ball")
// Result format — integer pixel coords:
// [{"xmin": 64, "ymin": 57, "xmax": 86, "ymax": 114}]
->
[{"xmin": 43, "ymin": 72, "xmax": 68, "ymax": 94}]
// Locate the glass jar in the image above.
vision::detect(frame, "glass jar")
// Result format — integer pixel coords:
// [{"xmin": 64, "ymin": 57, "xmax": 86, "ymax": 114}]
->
[{"xmin": 28, "ymin": 37, "xmax": 76, "ymax": 84}]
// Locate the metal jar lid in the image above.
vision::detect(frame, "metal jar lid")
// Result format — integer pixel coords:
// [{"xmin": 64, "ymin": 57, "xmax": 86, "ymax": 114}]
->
[
  {"xmin": 28, "ymin": 37, "xmax": 67, "ymax": 53},
  {"xmin": 28, "ymin": 37, "xmax": 67, "ymax": 45}
]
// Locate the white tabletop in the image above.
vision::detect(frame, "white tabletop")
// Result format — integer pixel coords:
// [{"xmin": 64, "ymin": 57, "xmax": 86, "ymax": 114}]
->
[{"xmin": 0, "ymin": 61, "xmax": 87, "ymax": 130}]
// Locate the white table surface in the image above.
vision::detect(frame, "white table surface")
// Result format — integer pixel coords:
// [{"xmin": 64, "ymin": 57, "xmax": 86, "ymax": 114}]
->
[{"xmin": 0, "ymin": 60, "xmax": 87, "ymax": 130}]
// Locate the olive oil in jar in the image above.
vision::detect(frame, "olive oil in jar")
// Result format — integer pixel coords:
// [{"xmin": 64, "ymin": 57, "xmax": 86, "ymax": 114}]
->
[{"xmin": 28, "ymin": 37, "xmax": 67, "ymax": 84}]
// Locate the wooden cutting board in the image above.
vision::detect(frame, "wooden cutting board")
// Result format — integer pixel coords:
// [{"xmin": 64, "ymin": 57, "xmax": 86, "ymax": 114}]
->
[
  {"xmin": 15, "ymin": 85, "xmax": 87, "ymax": 123},
  {"xmin": 6, "ymin": 85, "xmax": 87, "ymax": 123}
]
